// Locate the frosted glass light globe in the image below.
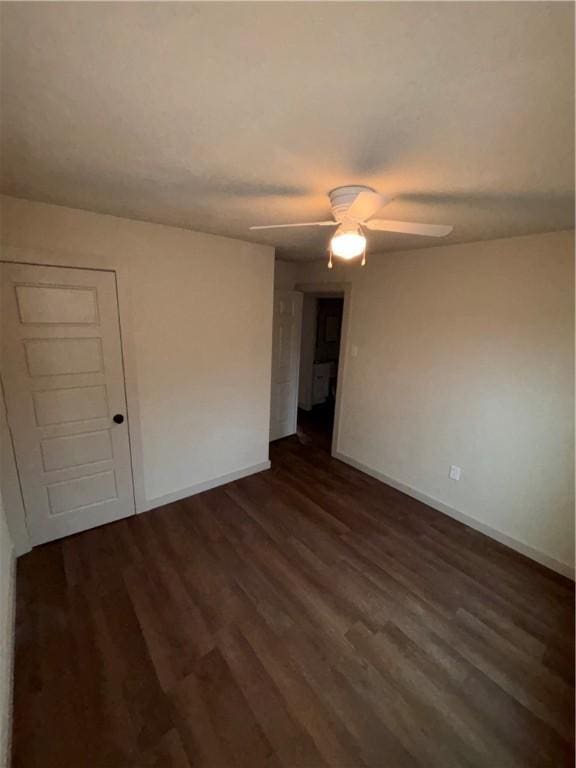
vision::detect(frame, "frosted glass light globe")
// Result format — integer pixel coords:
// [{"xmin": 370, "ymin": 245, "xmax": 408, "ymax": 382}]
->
[{"xmin": 330, "ymin": 231, "xmax": 366, "ymax": 260}]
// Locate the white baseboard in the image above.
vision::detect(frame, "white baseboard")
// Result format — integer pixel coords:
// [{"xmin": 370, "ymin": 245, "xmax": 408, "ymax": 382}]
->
[
  {"xmin": 140, "ymin": 460, "xmax": 272, "ymax": 513},
  {"xmin": 334, "ymin": 451, "xmax": 575, "ymax": 580},
  {"xmin": 0, "ymin": 547, "xmax": 16, "ymax": 768}
]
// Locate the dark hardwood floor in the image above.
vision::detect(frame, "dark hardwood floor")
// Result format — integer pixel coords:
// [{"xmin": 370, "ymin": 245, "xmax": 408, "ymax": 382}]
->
[{"xmin": 12, "ymin": 427, "xmax": 575, "ymax": 767}]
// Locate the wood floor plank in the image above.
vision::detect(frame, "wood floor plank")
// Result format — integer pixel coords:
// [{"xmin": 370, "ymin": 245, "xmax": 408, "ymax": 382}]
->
[
  {"xmin": 218, "ymin": 626, "xmax": 331, "ymax": 768},
  {"xmin": 238, "ymin": 610, "xmax": 377, "ymax": 768},
  {"xmin": 12, "ymin": 429, "xmax": 575, "ymax": 767},
  {"xmin": 134, "ymin": 729, "xmax": 192, "ymax": 768},
  {"xmin": 190, "ymin": 646, "xmax": 277, "ymax": 768}
]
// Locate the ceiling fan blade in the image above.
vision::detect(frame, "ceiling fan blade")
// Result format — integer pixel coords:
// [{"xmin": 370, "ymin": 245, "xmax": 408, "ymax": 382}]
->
[
  {"xmin": 365, "ymin": 219, "xmax": 453, "ymax": 237},
  {"xmin": 345, "ymin": 189, "xmax": 385, "ymax": 221},
  {"xmin": 249, "ymin": 221, "xmax": 336, "ymax": 230}
]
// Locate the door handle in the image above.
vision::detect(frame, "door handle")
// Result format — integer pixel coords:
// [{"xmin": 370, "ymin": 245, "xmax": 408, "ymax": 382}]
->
[{"xmin": 113, "ymin": 414, "xmax": 125, "ymax": 424}]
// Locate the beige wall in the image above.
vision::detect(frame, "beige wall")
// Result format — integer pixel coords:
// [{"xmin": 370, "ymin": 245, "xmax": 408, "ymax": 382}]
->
[
  {"xmin": 0, "ymin": 489, "xmax": 14, "ymax": 767},
  {"xmin": 0, "ymin": 195, "xmax": 275, "ymax": 520},
  {"xmin": 292, "ymin": 231, "xmax": 575, "ymax": 575},
  {"xmin": 0, "ymin": 385, "xmax": 29, "ymax": 556},
  {"xmin": 274, "ymin": 259, "xmax": 297, "ymax": 290}
]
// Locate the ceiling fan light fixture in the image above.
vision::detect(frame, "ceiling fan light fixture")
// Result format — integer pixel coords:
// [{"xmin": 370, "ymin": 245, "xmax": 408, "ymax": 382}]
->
[
  {"xmin": 249, "ymin": 184, "xmax": 453, "ymax": 269},
  {"xmin": 330, "ymin": 229, "xmax": 366, "ymax": 260}
]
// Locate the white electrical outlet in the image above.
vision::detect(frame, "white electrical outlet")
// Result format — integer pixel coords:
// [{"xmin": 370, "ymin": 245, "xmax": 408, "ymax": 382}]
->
[
  {"xmin": 449, "ymin": 465, "xmax": 462, "ymax": 481},
  {"xmin": 351, "ymin": 345, "xmax": 359, "ymax": 358}
]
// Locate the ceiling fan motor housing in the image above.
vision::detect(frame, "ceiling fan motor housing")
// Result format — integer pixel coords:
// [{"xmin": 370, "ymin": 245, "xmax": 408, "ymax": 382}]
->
[{"xmin": 329, "ymin": 185, "xmax": 376, "ymax": 223}]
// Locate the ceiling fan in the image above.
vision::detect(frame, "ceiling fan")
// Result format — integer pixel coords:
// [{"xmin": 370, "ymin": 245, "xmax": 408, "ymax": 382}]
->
[{"xmin": 250, "ymin": 185, "xmax": 453, "ymax": 267}]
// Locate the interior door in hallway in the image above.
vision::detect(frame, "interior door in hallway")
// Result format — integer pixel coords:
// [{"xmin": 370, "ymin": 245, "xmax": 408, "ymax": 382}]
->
[
  {"xmin": 270, "ymin": 290, "xmax": 302, "ymax": 441},
  {"xmin": 1, "ymin": 262, "xmax": 135, "ymax": 545}
]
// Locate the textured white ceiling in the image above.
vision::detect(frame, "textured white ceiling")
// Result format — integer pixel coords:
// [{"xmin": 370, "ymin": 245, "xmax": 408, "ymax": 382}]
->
[{"xmin": 1, "ymin": 2, "xmax": 574, "ymax": 261}]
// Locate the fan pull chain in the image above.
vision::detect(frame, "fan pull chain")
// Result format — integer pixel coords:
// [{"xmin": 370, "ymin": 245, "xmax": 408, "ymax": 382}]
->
[
  {"xmin": 361, "ymin": 244, "xmax": 366, "ymax": 266},
  {"xmin": 328, "ymin": 248, "xmax": 333, "ymax": 269}
]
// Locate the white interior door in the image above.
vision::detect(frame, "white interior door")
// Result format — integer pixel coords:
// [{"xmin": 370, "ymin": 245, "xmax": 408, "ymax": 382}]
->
[
  {"xmin": 1, "ymin": 263, "xmax": 135, "ymax": 545},
  {"xmin": 270, "ymin": 290, "xmax": 303, "ymax": 441}
]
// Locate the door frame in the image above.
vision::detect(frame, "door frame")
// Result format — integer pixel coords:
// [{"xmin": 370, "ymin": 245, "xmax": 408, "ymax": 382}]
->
[
  {"xmin": 294, "ymin": 281, "xmax": 352, "ymax": 457},
  {"xmin": 1, "ymin": 248, "xmax": 144, "ymax": 553}
]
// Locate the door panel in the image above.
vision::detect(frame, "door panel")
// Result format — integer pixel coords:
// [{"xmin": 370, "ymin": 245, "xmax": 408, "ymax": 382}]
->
[
  {"xmin": 24, "ymin": 337, "xmax": 103, "ymax": 376},
  {"xmin": 16, "ymin": 284, "xmax": 98, "ymax": 324},
  {"xmin": 270, "ymin": 291, "xmax": 302, "ymax": 441},
  {"xmin": 47, "ymin": 470, "xmax": 117, "ymax": 516},
  {"xmin": 1, "ymin": 263, "xmax": 135, "ymax": 544},
  {"xmin": 40, "ymin": 429, "xmax": 113, "ymax": 472},
  {"xmin": 33, "ymin": 385, "xmax": 108, "ymax": 425}
]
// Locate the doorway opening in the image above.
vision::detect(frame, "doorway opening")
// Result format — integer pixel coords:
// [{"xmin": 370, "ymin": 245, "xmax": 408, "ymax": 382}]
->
[{"xmin": 297, "ymin": 292, "xmax": 344, "ymax": 452}]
